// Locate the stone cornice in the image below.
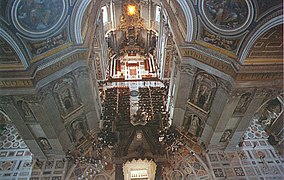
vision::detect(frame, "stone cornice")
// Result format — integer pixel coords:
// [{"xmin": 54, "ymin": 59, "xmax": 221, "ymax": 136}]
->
[
  {"xmin": 179, "ymin": 45, "xmax": 283, "ymax": 83},
  {"xmin": 0, "ymin": 50, "xmax": 88, "ymax": 89}
]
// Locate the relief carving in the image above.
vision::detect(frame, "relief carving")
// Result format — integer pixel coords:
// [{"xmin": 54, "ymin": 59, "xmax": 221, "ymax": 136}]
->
[
  {"xmin": 190, "ymin": 73, "xmax": 217, "ymax": 111},
  {"xmin": 179, "ymin": 64, "xmax": 196, "ymax": 75},
  {"xmin": 73, "ymin": 67, "xmax": 89, "ymax": 79}
]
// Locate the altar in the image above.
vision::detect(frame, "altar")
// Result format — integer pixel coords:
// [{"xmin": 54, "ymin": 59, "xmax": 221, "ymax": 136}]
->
[{"xmin": 111, "ymin": 53, "xmax": 157, "ymax": 81}]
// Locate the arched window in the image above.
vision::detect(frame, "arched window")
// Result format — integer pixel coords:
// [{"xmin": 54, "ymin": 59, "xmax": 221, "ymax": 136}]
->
[
  {"xmin": 102, "ymin": 6, "xmax": 108, "ymax": 24},
  {"xmin": 155, "ymin": 6, "xmax": 161, "ymax": 22}
]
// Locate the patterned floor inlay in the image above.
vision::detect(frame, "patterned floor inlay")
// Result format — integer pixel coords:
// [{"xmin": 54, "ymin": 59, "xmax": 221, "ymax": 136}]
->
[{"xmin": 0, "ymin": 120, "xmax": 283, "ymax": 180}]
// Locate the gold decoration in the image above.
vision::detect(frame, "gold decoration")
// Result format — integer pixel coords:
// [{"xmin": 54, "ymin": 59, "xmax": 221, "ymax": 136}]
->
[{"xmin": 127, "ymin": 5, "xmax": 136, "ymax": 16}]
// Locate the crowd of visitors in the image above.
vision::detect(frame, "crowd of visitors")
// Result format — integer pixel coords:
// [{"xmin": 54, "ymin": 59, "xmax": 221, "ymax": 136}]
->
[{"xmin": 138, "ymin": 86, "xmax": 168, "ymax": 122}]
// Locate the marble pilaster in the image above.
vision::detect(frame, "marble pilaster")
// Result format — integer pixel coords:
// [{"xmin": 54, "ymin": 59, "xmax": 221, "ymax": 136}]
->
[
  {"xmin": 172, "ymin": 64, "xmax": 196, "ymax": 129},
  {"xmin": 41, "ymin": 91, "xmax": 72, "ymax": 156},
  {"xmin": 225, "ymin": 89, "xmax": 267, "ymax": 151},
  {"xmin": 0, "ymin": 101, "xmax": 46, "ymax": 158},
  {"xmin": 74, "ymin": 67, "xmax": 100, "ymax": 131},
  {"xmin": 205, "ymin": 81, "xmax": 231, "ymax": 149}
]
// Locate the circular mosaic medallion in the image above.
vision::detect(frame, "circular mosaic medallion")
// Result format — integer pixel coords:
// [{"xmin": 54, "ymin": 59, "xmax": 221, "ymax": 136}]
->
[
  {"xmin": 8, "ymin": 135, "xmax": 15, "ymax": 141},
  {"xmin": 200, "ymin": 0, "xmax": 254, "ymax": 35},
  {"xmin": 13, "ymin": 142, "xmax": 19, "ymax": 148},
  {"xmin": 247, "ymin": 132, "xmax": 254, "ymax": 138},
  {"xmin": 130, "ymin": 90, "xmax": 139, "ymax": 97},
  {"xmin": 0, "ymin": 135, "xmax": 6, "ymax": 141},
  {"xmin": 12, "ymin": 0, "xmax": 67, "ymax": 37},
  {"xmin": 171, "ymin": 170, "xmax": 183, "ymax": 180},
  {"xmin": 262, "ymin": 132, "xmax": 268, "ymax": 138},
  {"xmin": 4, "ymin": 142, "xmax": 11, "ymax": 147},
  {"xmin": 255, "ymin": 132, "xmax": 261, "ymax": 137}
]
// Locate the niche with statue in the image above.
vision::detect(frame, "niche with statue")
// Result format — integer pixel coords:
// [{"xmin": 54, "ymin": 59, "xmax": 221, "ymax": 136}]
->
[
  {"xmin": 190, "ymin": 72, "xmax": 217, "ymax": 112},
  {"xmin": 68, "ymin": 118, "xmax": 88, "ymax": 144},
  {"xmin": 53, "ymin": 77, "xmax": 82, "ymax": 118},
  {"xmin": 17, "ymin": 100, "xmax": 36, "ymax": 121},
  {"xmin": 255, "ymin": 98, "xmax": 282, "ymax": 129},
  {"xmin": 220, "ymin": 129, "xmax": 232, "ymax": 142},
  {"xmin": 38, "ymin": 137, "xmax": 52, "ymax": 150},
  {"xmin": 182, "ymin": 113, "xmax": 204, "ymax": 138},
  {"xmin": 0, "ymin": 110, "xmax": 10, "ymax": 134},
  {"xmin": 233, "ymin": 92, "xmax": 253, "ymax": 115}
]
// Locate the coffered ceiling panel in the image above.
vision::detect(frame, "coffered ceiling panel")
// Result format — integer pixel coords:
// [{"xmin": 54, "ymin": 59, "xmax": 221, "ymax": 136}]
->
[{"xmin": 245, "ymin": 25, "xmax": 283, "ymax": 65}]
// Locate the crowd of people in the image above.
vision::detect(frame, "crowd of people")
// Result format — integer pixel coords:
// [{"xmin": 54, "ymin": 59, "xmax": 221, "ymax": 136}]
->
[
  {"xmin": 99, "ymin": 87, "xmax": 131, "ymax": 149},
  {"xmin": 138, "ymin": 86, "xmax": 168, "ymax": 122},
  {"xmin": 158, "ymin": 126, "xmax": 185, "ymax": 154},
  {"xmin": 117, "ymin": 87, "xmax": 131, "ymax": 122}
]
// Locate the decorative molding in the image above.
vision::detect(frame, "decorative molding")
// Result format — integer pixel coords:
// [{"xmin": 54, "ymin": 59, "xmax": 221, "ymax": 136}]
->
[
  {"xmin": 0, "ymin": 28, "xmax": 28, "ymax": 68},
  {"xmin": 177, "ymin": 0, "xmax": 196, "ymax": 41},
  {"xmin": 30, "ymin": 42, "xmax": 73, "ymax": 63},
  {"xmin": 236, "ymin": 72, "xmax": 283, "ymax": 81},
  {"xmin": 239, "ymin": 14, "xmax": 283, "ymax": 63},
  {"xmin": 181, "ymin": 48, "xmax": 236, "ymax": 77},
  {"xmin": 16, "ymin": 95, "xmax": 40, "ymax": 103},
  {"xmin": 35, "ymin": 51, "xmax": 88, "ymax": 81},
  {"xmin": 230, "ymin": 88, "xmax": 255, "ymax": 98},
  {"xmin": 0, "ymin": 79, "xmax": 33, "ymax": 88},
  {"xmin": 74, "ymin": 0, "xmax": 92, "ymax": 44}
]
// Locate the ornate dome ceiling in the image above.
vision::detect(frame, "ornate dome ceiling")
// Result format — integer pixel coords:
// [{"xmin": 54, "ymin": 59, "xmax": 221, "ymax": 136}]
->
[{"xmin": 0, "ymin": 0, "xmax": 282, "ymax": 76}]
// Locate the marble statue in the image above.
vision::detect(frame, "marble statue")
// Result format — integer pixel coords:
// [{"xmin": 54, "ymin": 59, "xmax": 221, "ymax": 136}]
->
[
  {"xmin": 220, "ymin": 129, "xmax": 232, "ymax": 142},
  {"xmin": 39, "ymin": 137, "xmax": 52, "ymax": 150}
]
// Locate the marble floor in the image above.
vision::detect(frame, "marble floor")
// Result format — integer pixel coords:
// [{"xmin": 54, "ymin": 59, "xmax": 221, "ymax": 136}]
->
[
  {"xmin": 0, "ymin": 124, "xmax": 32, "ymax": 180},
  {"xmin": 0, "ymin": 118, "xmax": 283, "ymax": 179}
]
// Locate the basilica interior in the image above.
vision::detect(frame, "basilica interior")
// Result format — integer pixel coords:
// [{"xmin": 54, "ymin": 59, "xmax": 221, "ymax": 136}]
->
[{"xmin": 0, "ymin": 0, "xmax": 283, "ymax": 179}]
